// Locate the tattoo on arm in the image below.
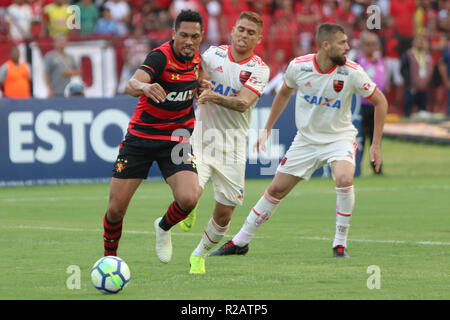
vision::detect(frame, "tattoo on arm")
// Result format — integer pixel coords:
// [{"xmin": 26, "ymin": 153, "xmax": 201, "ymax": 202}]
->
[{"xmin": 211, "ymin": 95, "xmax": 248, "ymax": 112}]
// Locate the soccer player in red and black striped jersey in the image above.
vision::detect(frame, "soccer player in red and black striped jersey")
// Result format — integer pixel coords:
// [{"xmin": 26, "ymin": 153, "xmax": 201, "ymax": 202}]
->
[{"xmin": 102, "ymin": 10, "xmax": 204, "ymax": 264}]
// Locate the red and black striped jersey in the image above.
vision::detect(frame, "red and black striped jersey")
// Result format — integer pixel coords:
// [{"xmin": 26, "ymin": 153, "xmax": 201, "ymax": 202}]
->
[{"xmin": 128, "ymin": 40, "xmax": 201, "ymax": 142}]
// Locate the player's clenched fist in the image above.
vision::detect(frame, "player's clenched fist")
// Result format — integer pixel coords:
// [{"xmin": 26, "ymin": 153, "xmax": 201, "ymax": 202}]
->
[{"xmin": 195, "ymin": 79, "xmax": 213, "ymax": 99}]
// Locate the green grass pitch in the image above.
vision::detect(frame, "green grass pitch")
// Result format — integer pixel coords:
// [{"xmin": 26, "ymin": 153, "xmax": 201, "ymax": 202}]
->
[{"xmin": 1, "ymin": 138, "xmax": 449, "ymax": 300}]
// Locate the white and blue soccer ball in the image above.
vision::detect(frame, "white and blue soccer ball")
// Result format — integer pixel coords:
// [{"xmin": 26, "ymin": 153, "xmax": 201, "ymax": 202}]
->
[{"xmin": 91, "ymin": 256, "xmax": 130, "ymax": 294}]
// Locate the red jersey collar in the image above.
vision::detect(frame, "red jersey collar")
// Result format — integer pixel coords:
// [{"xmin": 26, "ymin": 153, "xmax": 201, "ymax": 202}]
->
[
  {"xmin": 313, "ymin": 54, "xmax": 338, "ymax": 74},
  {"xmin": 227, "ymin": 45, "xmax": 254, "ymax": 65}
]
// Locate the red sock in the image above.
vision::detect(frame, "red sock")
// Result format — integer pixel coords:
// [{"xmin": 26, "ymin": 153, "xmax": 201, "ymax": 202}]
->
[
  {"xmin": 103, "ymin": 214, "xmax": 123, "ymax": 256},
  {"xmin": 159, "ymin": 201, "xmax": 191, "ymax": 231}
]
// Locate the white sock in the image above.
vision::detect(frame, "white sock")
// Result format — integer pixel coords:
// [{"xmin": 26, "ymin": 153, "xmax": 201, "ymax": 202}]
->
[
  {"xmin": 333, "ymin": 185, "xmax": 354, "ymax": 248},
  {"xmin": 232, "ymin": 191, "xmax": 281, "ymax": 246},
  {"xmin": 193, "ymin": 218, "xmax": 229, "ymax": 257}
]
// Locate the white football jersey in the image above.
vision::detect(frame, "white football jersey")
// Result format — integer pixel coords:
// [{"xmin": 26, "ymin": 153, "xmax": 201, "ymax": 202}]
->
[
  {"xmin": 284, "ymin": 53, "xmax": 377, "ymax": 144},
  {"xmin": 192, "ymin": 45, "xmax": 270, "ymax": 159}
]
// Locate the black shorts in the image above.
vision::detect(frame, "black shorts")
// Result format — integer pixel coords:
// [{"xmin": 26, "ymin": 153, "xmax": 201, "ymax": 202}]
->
[{"xmin": 112, "ymin": 133, "xmax": 197, "ymax": 180}]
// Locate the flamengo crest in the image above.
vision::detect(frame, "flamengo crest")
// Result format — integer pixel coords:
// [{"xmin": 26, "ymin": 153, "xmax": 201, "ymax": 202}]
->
[{"xmin": 333, "ymin": 80, "xmax": 344, "ymax": 92}]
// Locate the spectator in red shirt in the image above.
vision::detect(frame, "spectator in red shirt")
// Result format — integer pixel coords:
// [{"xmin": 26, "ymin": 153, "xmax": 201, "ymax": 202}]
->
[
  {"xmin": 270, "ymin": 47, "xmax": 288, "ymax": 79},
  {"xmin": 427, "ymin": 16, "xmax": 447, "ymax": 111},
  {"xmin": 437, "ymin": 0, "xmax": 450, "ymax": 33},
  {"xmin": 136, "ymin": 2, "xmax": 161, "ymax": 34},
  {"xmin": 155, "ymin": 0, "xmax": 172, "ymax": 10},
  {"xmin": 0, "ymin": 0, "xmax": 12, "ymax": 7},
  {"xmin": 390, "ymin": 0, "xmax": 416, "ymax": 55},
  {"xmin": 321, "ymin": 0, "xmax": 338, "ymax": 24},
  {"xmin": 169, "ymin": 0, "xmax": 208, "ymax": 34},
  {"xmin": 203, "ymin": 0, "xmax": 223, "ymax": 48},
  {"xmin": 335, "ymin": 0, "xmax": 357, "ymax": 34},
  {"xmin": 219, "ymin": 0, "xmax": 249, "ymax": 34},
  {"xmin": 147, "ymin": 10, "xmax": 173, "ymax": 46},
  {"xmin": 382, "ymin": 16, "xmax": 404, "ymax": 109},
  {"xmin": 269, "ymin": 0, "xmax": 297, "ymax": 61},
  {"xmin": 249, "ymin": 0, "xmax": 272, "ymax": 62},
  {"xmin": 295, "ymin": 0, "xmax": 321, "ymax": 53}
]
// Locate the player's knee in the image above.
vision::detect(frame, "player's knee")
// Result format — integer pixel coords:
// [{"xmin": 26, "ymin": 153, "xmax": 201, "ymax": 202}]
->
[
  {"xmin": 216, "ymin": 216, "xmax": 231, "ymax": 227},
  {"xmin": 265, "ymin": 186, "xmax": 287, "ymax": 201},
  {"xmin": 335, "ymin": 175, "xmax": 353, "ymax": 188},
  {"xmin": 107, "ymin": 205, "xmax": 127, "ymax": 221},
  {"xmin": 214, "ymin": 209, "xmax": 233, "ymax": 227},
  {"xmin": 176, "ymin": 194, "xmax": 198, "ymax": 212}
]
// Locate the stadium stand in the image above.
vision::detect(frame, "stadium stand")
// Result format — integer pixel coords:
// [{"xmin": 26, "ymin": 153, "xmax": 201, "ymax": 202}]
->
[{"xmin": 0, "ymin": 0, "xmax": 449, "ymax": 118}]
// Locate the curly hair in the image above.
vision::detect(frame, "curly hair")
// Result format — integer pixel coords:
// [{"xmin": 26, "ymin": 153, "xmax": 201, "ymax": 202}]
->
[{"xmin": 175, "ymin": 9, "xmax": 203, "ymax": 31}]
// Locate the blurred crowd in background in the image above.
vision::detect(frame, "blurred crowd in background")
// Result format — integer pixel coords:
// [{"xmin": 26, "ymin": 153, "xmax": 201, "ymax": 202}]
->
[{"xmin": 0, "ymin": 0, "xmax": 449, "ymax": 118}]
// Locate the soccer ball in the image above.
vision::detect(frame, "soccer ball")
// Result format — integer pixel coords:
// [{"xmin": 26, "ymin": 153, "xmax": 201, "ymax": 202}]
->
[{"xmin": 91, "ymin": 256, "xmax": 131, "ymax": 294}]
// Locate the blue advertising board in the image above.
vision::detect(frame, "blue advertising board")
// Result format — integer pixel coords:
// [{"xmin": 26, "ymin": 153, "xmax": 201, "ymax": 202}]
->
[{"xmin": 0, "ymin": 94, "xmax": 362, "ymax": 187}]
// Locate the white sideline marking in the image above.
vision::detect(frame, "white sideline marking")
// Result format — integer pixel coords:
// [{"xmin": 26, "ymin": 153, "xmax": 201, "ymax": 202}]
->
[
  {"xmin": 6, "ymin": 225, "xmax": 263, "ymax": 239},
  {"xmin": 0, "ymin": 194, "xmax": 172, "ymax": 203},
  {"xmin": 9, "ymin": 225, "xmax": 203, "ymax": 237},
  {"xmin": 1, "ymin": 185, "xmax": 449, "ymax": 203},
  {"xmin": 5, "ymin": 225, "xmax": 449, "ymax": 246},
  {"xmin": 295, "ymin": 236, "xmax": 407, "ymax": 244},
  {"xmin": 295, "ymin": 236, "xmax": 450, "ymax": 246}
]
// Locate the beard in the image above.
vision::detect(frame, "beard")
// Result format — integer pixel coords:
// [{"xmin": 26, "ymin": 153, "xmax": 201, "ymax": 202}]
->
[
  {"xmin": 330, "ymin": 54, "xmax": 347, "ymax": 66},
  {"xmin": 180, "ymin": 51, "xmax": 195, "ymax": 61},
  {"xmin": 175, "ymin": 44, "xmax": 196, "ymax": 61},
  {"xmin": 180, "ymin": 46, "xmax": 196, "ymax": 61}
]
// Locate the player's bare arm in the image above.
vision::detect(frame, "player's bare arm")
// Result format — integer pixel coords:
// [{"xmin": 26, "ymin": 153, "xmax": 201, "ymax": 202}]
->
[
  {"xmin": 367, "ymin": 87, "xmax": 388, "ymax": 172},
  {"xmin": 195, "ymin": 61, "xmax": 212, "ymax": 99},
  {"xmin": 197, "ymin": 86, "xmax": 259, "ymax": 113},
  {"xmin": 125, "ymin": 69, "xmax": 166, "ymax": 103},
  {"xmin": 254, "ymin": 82, "xmax": 295, "ymax": 152},
  {"xmin": 198, "ymin": 60, "xmax": 211, "ymax": 82}
]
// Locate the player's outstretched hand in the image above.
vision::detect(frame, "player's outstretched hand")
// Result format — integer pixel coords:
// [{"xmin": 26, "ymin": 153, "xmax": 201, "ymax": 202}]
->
[
  {"xmin": 369, "ymin": 144, "xmax": 382, "ymax": 173},
  {"xmin": 142, "ymin": 83, "xmax": 166, "ymax": 103},
  {"xmin": 197, "ymin": 88, "xmax": 217, "ymax": 104},
  {"xmin": 253, "ymin": 129, "xmax": 270, "ymax": 153}
]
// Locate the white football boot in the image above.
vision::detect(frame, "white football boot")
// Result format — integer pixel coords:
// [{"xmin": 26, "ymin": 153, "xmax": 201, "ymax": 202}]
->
[{"xmin": 154, "ymin": 217, "xmax": 172, "ymax": 263}]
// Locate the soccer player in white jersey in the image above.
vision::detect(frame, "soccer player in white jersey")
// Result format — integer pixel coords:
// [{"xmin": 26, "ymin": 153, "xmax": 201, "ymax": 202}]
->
[
  {"xmin": 210, "ymin": 23, "xmax": 388, "ymax": 258},
  {"xmin": 186, "ymin": 11, "xmax": 270, "ymax": 274}
]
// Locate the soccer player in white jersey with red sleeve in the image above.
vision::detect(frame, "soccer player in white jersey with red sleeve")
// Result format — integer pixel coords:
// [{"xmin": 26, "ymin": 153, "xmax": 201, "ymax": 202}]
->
[
  {"xmin": 186, "ymin": 11, "xmax": 270, "ymax": 274},
  {"xmin": 210, "ymin": 23, "xmax": 388, "ymax": 258}
]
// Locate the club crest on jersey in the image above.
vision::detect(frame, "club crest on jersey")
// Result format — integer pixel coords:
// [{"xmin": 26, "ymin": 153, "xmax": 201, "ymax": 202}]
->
[
  {"xmin": 333, "ymin": 80, "xmax": 344, "ymax": 92},
  {"xmin": 239, "ymin": 70, "xmax": 252, "ymax": 84}
]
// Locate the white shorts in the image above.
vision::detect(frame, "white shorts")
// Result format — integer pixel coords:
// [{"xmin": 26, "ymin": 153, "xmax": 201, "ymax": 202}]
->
[
  {"xmin": 277, "ymin": 136, "xmax": 357, "ymax": 181},
  {"xmin": 195, "ymin": 155, "xmax": 246, "ymax": 206}
]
